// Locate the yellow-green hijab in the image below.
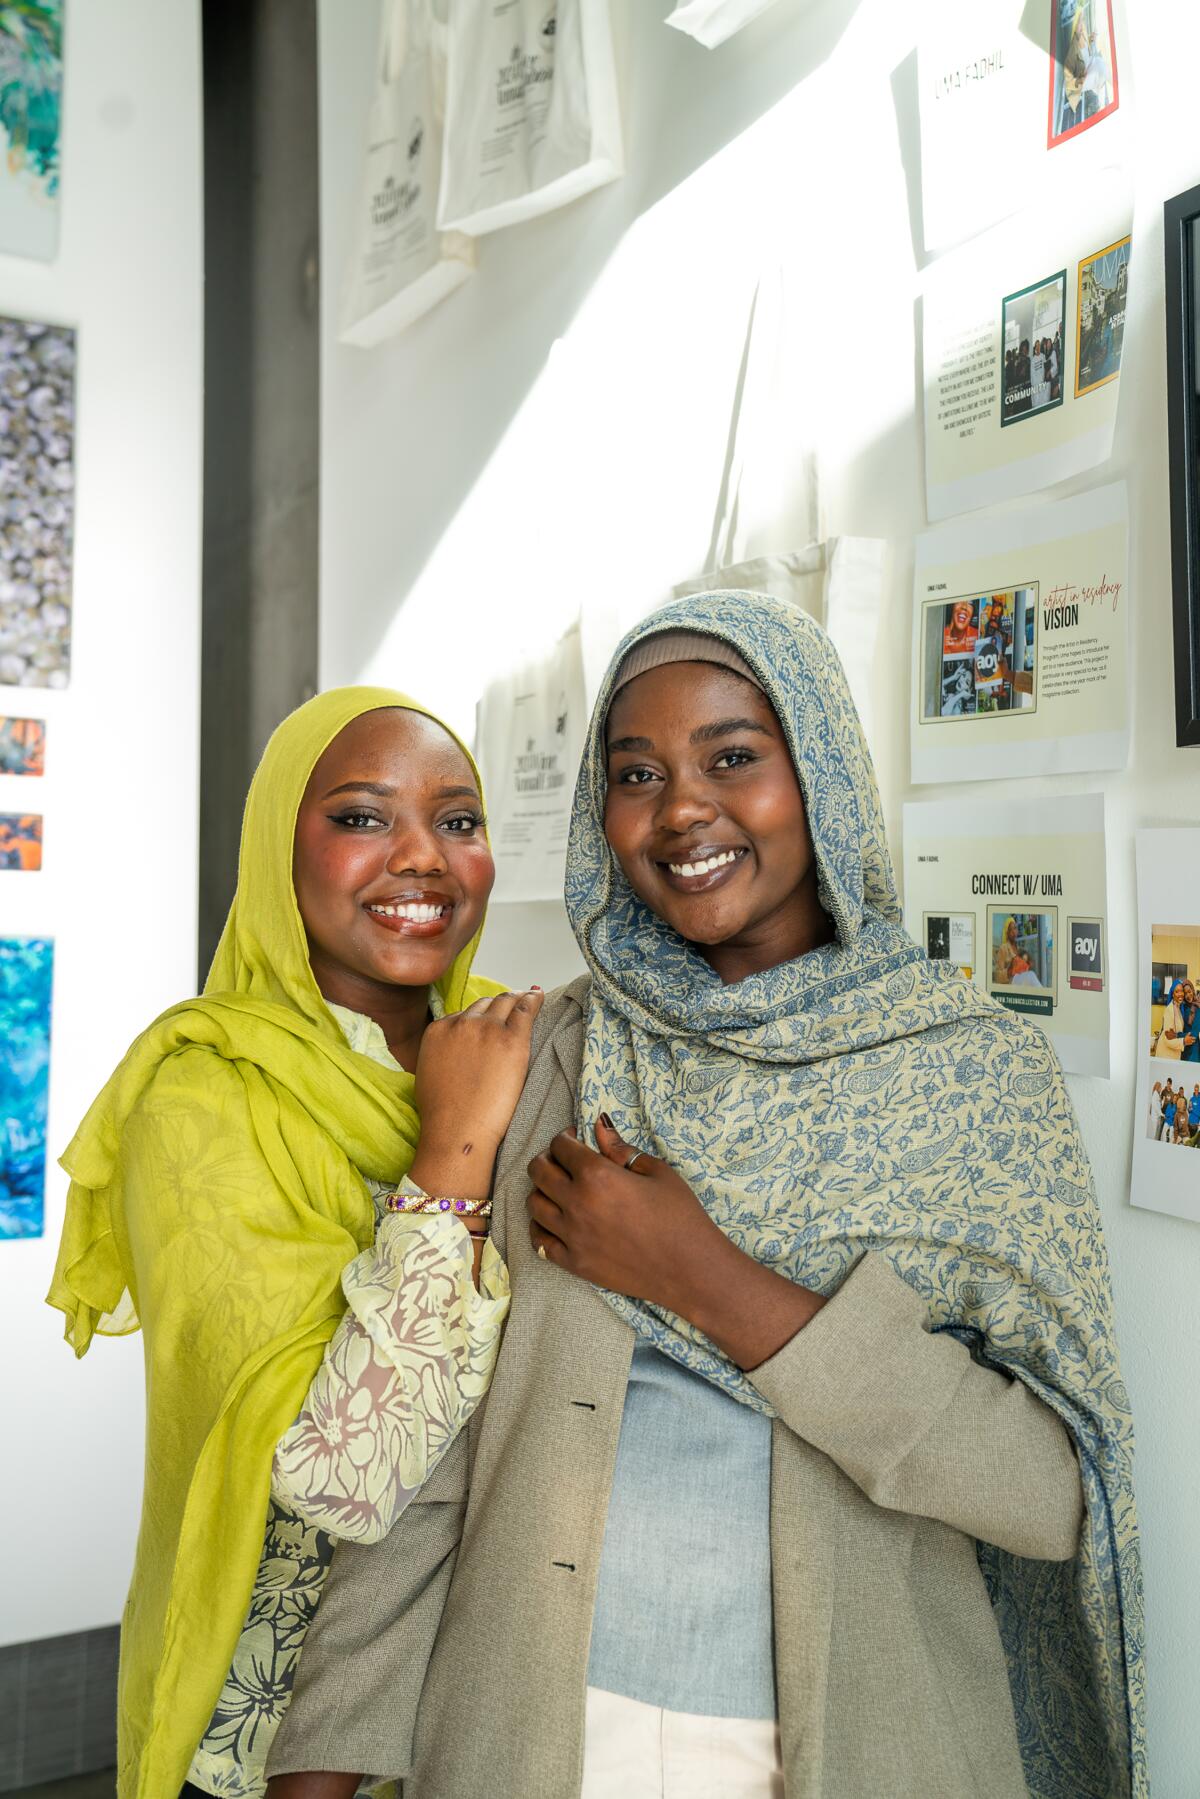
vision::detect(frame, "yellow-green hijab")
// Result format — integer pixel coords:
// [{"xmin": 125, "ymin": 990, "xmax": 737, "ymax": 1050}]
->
[{"xmin": 47, "ymin": 686, "xmax": 501, "ymax": 1799}]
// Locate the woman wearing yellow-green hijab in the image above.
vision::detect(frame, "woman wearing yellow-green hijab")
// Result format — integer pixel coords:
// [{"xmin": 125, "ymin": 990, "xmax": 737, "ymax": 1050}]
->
[{"xmin": 47, "ymin": 688, "xmax": 542, "ymax": 1799}]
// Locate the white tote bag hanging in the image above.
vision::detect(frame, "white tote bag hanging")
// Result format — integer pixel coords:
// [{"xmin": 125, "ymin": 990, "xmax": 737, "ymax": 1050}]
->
[
  {"xmin": 670, "ymin": 270, "xmax": 885, "ymax": 754},
  {"xmin": 437, "ymin": 0, "xmax": 623, "ymax": 236},
  {"xmin": 665, "ymin": 0, "xmax": 784, "ymax": 50},
  {"xmin": 339, "ymin": 0, "xmax": 474, "ymax": 347},
  {"xmin": 474, "ymin": 620, "xmax": 588, "ymax": 903}
]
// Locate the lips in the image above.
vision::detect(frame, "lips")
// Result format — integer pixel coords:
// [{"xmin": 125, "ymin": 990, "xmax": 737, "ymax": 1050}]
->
[
  {"xmin": 656, "ymin": 844, "xmax": 748, "ymax": 894},
  {"xmin": 364, "ymin": 891, "xmax": 455, "ymax": 936}
]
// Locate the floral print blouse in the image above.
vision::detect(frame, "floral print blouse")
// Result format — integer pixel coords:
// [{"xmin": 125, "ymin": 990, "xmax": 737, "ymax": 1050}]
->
[{"xmin": 185, "ymin": 1003, "xmax": 509, "ymax": 1798}]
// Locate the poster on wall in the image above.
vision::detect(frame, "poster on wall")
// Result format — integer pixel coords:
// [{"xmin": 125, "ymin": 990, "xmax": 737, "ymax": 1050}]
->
[
  {"xmin": 0, "ymin": 935, "xmax": 53, "ymax": 1239},
  {"xmin": 0, "ymin": 1, "xmax": 63, "ymax": 262},
  {"xmin": 918, "ymin": 0, "xmax": 1122, "ymax": 257},
  {"xmin": 0, "ymin": 314, "xmax": 75, "ymax": 690},
  {"xmin": 911, "ymin": 482, "xmax": 1128, "ymax": 783},
  {"xmin": 903, "ymin": 792, "xmax": 1109, "ymax": 1077},
  {"xmin": 0, "ymin": 716, "xmax": 45, "ymax": 774},
  {"xmin": 475, "ymin": 620, "xmax": 587, "ymax": 903},
  {"xmin": 1131, "ymin": 831, "xmax": 1200, "ymax": 1224},
  {"xmin": 922, "ymin": 196, "xmax": 1131, "ymax": 520}
]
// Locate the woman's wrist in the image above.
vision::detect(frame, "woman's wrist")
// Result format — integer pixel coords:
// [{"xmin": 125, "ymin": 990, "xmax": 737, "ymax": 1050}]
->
[
  {"xmin": 671, "ymin": 1224, "xmax": 824, "ymax": 1370},
  {"xmin": 408, "ymin": 1128, "xmax": 501, "ymax": 1203}
]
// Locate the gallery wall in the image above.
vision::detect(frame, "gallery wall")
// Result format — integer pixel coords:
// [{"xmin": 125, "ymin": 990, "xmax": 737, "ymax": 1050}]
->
[
  {"xmin": 0, "ymin": 0, "xmax": 203, "ymax": 1645},
  {"xmin": 317, "ymin": 0, "xmax": 1197, "ymax": 1788}
]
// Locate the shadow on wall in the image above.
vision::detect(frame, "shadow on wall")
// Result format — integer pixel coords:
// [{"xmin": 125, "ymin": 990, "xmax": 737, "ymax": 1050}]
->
[{"xmin": 319, "ymin": 0, "xmax": 865, "ymax": 687}]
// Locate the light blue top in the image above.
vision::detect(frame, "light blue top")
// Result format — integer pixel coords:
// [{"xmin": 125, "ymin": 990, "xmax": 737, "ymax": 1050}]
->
[{"xmin": 586, "ymin": 1339, "xmax": 776, "ymax": 1720}]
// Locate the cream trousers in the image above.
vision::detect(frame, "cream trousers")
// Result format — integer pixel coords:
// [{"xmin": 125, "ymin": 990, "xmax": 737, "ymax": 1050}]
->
[{"xmin": 581, "ymin": 1686, "xmax": 784, "ymax": 1798}]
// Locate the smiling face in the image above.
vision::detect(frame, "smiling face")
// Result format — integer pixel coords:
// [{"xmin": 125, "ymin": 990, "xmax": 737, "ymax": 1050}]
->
[
  {"xmin": 292, "ymin": 708, "xmax": 494, "ymax": 1010},
  {"xmin": 603, "ymin": 660, "xmax": 832, "ymax": 984}
]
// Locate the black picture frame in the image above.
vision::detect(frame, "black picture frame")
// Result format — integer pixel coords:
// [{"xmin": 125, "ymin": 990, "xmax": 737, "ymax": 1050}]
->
[{"xmin": 1164, "ymin": 181, "xmax": 1200, "ymax": 746}]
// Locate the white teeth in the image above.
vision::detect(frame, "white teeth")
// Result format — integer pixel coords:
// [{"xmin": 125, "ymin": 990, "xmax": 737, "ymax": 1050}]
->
[
  {"xmin": 668, "ymin": 849, "xmax": 740, "ymax": 878},
  {"xmin": 368, "ymin": 902, "xmax": 447, "ymax": 922}
]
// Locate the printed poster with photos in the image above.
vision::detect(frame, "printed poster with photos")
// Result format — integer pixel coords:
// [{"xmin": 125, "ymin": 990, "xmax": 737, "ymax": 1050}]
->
[
  {"xmin": 903, "ymin": 792, "xmax": 1109, "ymax": 1077},
  {"xmin": 911, "ymin": 482, "xmax": 1128, "ymax": 783},
  {"xmin": 922, "ymin": 192, "xmax": 1131, "ymax": 521},
  {"xmin": 474, "ymin": 620, "xmax": 587, "ymax": 904},
  {"xmin": 0, "ymin": 0, "xmax": 63, "ymax": 262},
  {"xmin": 1131, "ymin": 830, "xmax": 1200, "ymax": 1224},
  {"xmin": 918, "ymin": 0, "xmax": 1122, "ymax": 257},
  {"xmin": 0, "ymin": 934, "xmax": 53, "ymax": 1238}
]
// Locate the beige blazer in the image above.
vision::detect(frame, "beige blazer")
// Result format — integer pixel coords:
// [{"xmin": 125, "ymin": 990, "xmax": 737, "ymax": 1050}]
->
[{"xmin": 269, "ymin": 976, "xmax": 1083, "ymax": 1798}]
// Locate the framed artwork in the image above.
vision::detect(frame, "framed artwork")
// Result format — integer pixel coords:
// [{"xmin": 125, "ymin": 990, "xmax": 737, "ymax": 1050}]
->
[
  {"xmin": 1000, "ymin": 271, "xmax": 1066, "ymax": 428},
  {"xmin": 1164, "ymin": 182, "xmax": 1200, "ymax": 747},
  {"xmin": 0, "ymin": 314, "xmax": 75, "ymax": 690},
  {"xmin": 1047, "ymin": 0, "xmax": 1119, "ymax": 150},
  {"xmin": 0, "ymin": 935, "xmax": 53, "ymax": 1238},
  {"xmin": 0, "ymin": 1, "xmax": 63, "ymax": 261}
]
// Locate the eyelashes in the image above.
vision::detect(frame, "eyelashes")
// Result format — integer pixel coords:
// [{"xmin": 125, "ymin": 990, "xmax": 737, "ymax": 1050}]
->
[
  {"xmin": 326, "ymin": 808, "xmax": 486, "ymax": 834},
  {"xmin": 610, "ymin": 747, "xmax": 761, "ymax": 785}
]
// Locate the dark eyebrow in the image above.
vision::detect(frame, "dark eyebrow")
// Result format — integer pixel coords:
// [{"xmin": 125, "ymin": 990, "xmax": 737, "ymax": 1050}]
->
[
  {"xmin": 606, "ymin": 717, "xmax": 774, "ymax": 757},
  {"xmin": 320, "ymin": 781, "xmax": 480, "ymax": 802},
  {"xmin": 689, "ymin": 716, "xmax": 773, "ymax": 745},
  {"xmin": 322, "ymin": 780, "xmax": 395, "ymax": 800}
]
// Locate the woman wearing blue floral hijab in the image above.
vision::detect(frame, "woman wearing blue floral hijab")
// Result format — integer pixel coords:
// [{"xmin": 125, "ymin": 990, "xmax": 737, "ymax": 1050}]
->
[{"xmin": 269, "ymin": 593, "xmax": 1143, "ymax": 1799}]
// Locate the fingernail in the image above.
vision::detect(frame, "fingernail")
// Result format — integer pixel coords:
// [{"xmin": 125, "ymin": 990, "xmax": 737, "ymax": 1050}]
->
[
  {"xmin": 531, "ymin": 984, "xmax": 543, "ymax": 991},
  {"xmin": 599, "ymin": 1112, "xmax": 614, "ymax": 1130}
]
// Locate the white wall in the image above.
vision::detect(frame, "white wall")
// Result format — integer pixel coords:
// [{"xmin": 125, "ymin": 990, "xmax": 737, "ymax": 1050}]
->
[
  {"xmin": 319, "ymin": 2, "xmax": 1200, "ymax": 1788},
  {"xmin": 0, "ymin": 1, "xmax": 202, "ymax": 1644}
]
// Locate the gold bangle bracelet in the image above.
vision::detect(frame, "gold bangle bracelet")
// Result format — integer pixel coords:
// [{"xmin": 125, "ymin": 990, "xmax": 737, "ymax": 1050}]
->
[{"xmin": 385, "ymin": 1193, "xmax": 493, "ymax": 1218}]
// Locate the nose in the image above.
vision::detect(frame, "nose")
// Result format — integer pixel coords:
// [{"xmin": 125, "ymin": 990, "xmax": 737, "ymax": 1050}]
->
[
  {"xmin": 654, "ymin": 770, "xmax": 719, "ymax": 837},
  {"xmin": 384, "ymin": 820, "xmax": 448, "ymax": 877}
]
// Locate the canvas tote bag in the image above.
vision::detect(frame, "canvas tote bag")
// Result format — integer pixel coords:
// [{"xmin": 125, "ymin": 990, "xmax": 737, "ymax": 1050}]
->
[
  {"xmin": 339, "ymin": 0, "xmax": 474, "ymax": 347},
  {"xmin": 665, "ymin": 0, "xmax": 784, "ymax": 49},
  {"xmin": 437, "ymin": 0, "xmax": 623, "ymax": 236},
  {"xmin": 670, "ymin": 268, "xmax": 885, "ymax": 752}
]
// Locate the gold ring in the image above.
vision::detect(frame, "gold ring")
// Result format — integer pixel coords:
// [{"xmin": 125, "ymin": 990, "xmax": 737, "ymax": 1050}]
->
[{"xmin": 537, "ymin": 1244, "xmax": 548, "ymax": 1260}]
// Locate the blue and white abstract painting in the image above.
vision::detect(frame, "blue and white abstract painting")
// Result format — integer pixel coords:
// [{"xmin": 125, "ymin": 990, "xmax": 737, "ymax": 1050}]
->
[{"xmin": 0, "ymin": 935, "xmax": 53, "ymax": 1238}]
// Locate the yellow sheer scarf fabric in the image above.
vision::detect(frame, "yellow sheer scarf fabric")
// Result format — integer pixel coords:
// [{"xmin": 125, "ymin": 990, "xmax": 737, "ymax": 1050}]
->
[{"xmin": 47, "ymin": 686, "xmax": 501, "ymax": 1799}]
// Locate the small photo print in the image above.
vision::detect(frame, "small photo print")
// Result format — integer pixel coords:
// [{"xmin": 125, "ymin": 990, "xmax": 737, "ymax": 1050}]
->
[
  {"xmin": 921, "ymin": 589, "xmax": 1038, "ymax": 723},
  {"xmin": 0, "ymin": 717, "xmax": 45, "ymax": 776},
  {"xmin": 925, "ymin": 911, "xmax": 975, "ymax": 976},
  {"xmin": 1146, "ymin": 1059, "xmax": 1200, "ymax": 1149},
  {"xmin": 1148, "ymin": 925, "xmax": 1200, "ymax": 1061},
  {"xmin": 1048, "ymin": 0, "xmax": 1119, "ymax": 149},
  {"xmin": 1001, "ymin": 273, "xmax": 1066, "ymax": 427},
  {"xmin": 988, "ymin": 907, "xmax": 1057, "ymax": 1015},
  {"xmin": 0, "ymin": 813, "xmax": 42, "ymax": 870},
  {"xmin": 1076, "ymin": 234, "xmax": 1130, "ymax": 397},
  {"xmin": 0, "ymin": 935, "xmax": 53, "ymax": 1238},
  {"xmin": 1067, "ymin": 917, "xmax": 1104, "ymax": 991}
]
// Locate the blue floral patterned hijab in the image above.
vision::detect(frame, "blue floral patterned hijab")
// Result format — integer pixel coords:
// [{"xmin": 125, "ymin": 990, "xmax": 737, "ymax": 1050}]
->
[{"xmin": 564, "ymin": 591, "xmax": 1144, "ymax": 1799}]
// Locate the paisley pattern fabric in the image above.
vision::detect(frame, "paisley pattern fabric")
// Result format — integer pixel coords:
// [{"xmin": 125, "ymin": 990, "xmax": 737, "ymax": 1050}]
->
[{"xmin": 564, "ymin": 591, "xmax": 1144, "ymax": 1799}]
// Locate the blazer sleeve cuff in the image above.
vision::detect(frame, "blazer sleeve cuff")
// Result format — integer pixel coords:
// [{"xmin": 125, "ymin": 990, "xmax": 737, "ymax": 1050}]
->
[{"xmin": 746, "ymin": 1251, "xmax": 966, "ymax": 1481}]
